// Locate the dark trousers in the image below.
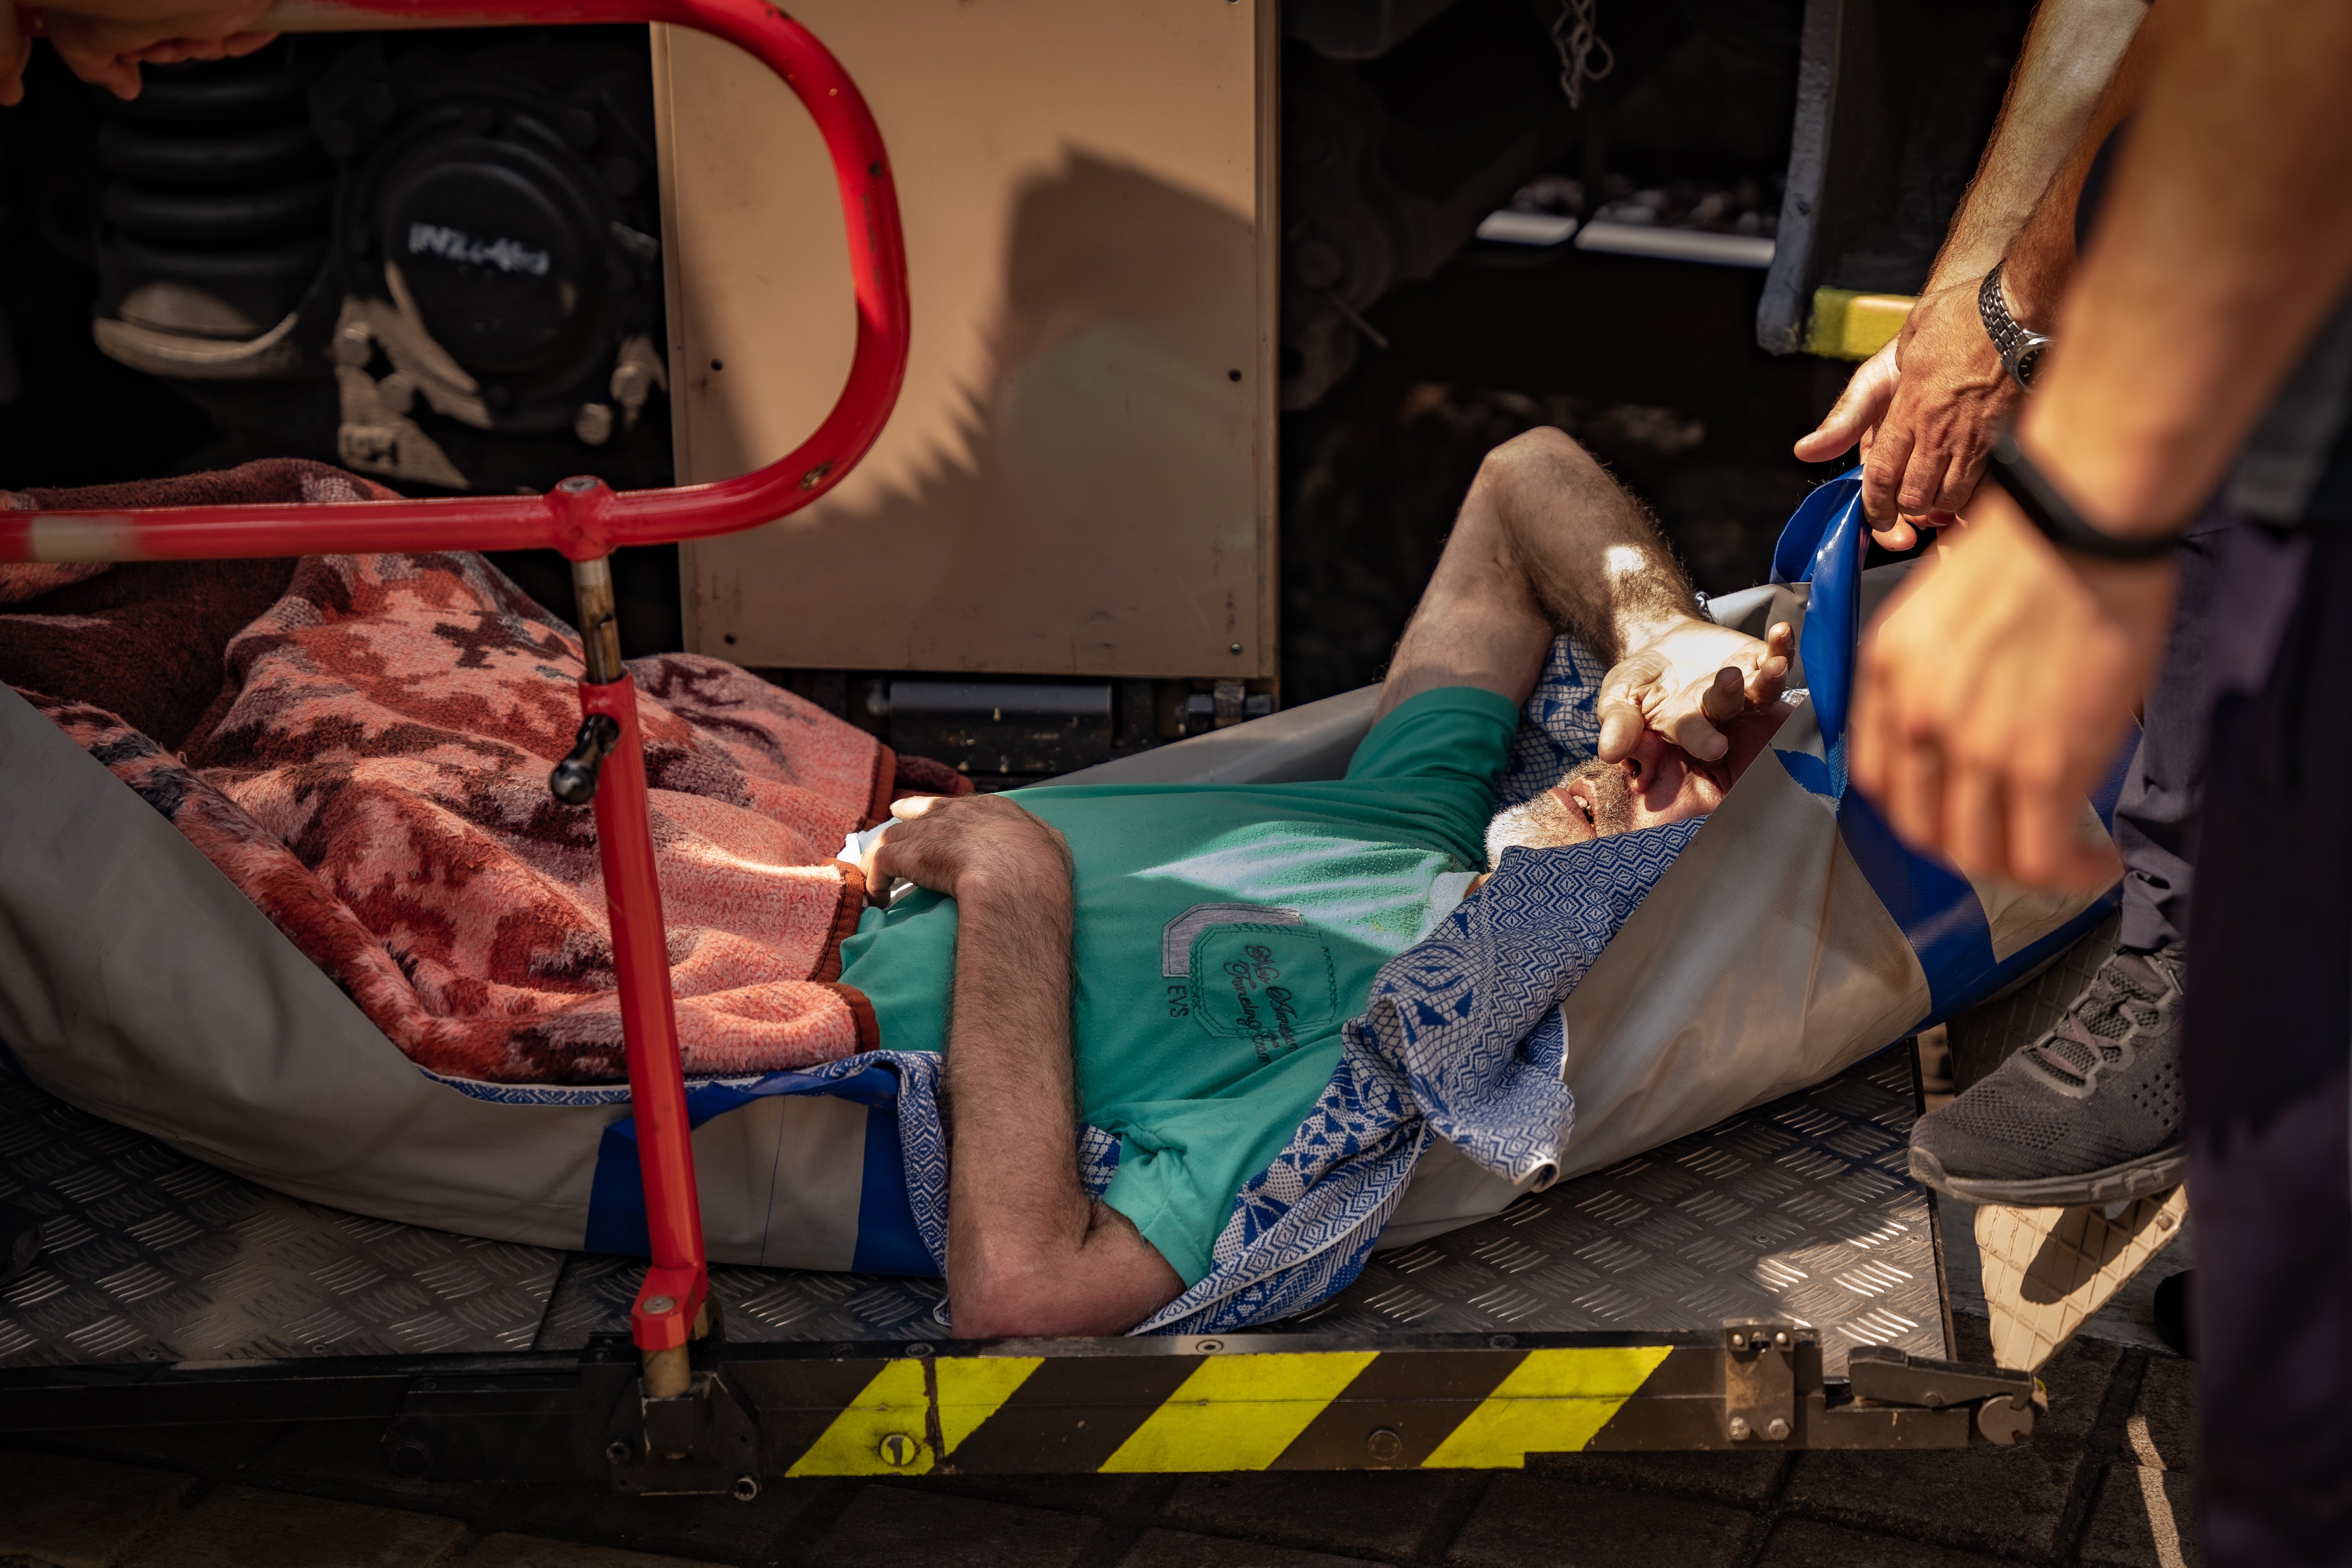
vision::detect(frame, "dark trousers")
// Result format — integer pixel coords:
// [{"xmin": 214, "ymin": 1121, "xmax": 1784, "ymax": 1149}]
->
[
  {"xmin": 2115, "ymin": 512, "xmax": 2231, "ymax": 952},
  {"xmin": 2185, "ymin": 521, "xmax": 2352, "ymax": 1562}
]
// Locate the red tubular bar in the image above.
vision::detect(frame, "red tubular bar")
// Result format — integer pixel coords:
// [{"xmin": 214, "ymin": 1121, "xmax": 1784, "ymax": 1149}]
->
[
  {"xmin": 0, "ymin": 1, "xmax": 912, "ymax": 1370},
  {"xmin": 0, "ymin": 0, "xmax": 909, "ymax": 567},
  {"xmin": 580, "ymin": 677, "xmax": 706, "ymax": 1353}
]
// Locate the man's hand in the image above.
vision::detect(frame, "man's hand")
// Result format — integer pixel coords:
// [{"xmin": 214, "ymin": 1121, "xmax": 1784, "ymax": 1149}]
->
[
  {"xmin": 4, "ymin": 2, "xmax": 278, "ymax": 104},
  {"xmin": 1849, "ymin": 491, "xmax": 2174, "ymax": 889},
  {"xmin": 1793, "ymin": 335, "xmax": 1900, "ymax": 474},
  {"xmin": 864, "ymin": 793, "xmax": 1071, "ymax": 904},
  {"xmin": 1599, "ymin": 618, "xmax": 1793, "ymax": 764},
  {"xmin": 1794, "ymin": 283, "xmax": 2019, "ymax": 550}
]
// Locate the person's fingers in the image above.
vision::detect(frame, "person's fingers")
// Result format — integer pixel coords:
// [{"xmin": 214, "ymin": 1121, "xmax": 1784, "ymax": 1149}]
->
[
  {"xmin": 1859, "ymin": 425, "xmax": 1916, "ymax": 526},
  {"xmin": 1792, "ymin": 341, "xmax": 1899, "ymax": 464},
  {"xmin": 1896, "ymin": 447, "xmax": 1954, "ymax": 521},
  {"xmin": 2008, "ymin": 790, "xmax": 2125, "ymax": 891},
  {"xmin": 2001, "ymin": 740, "xmax": 2123, "ymax": 891},
  {"xmin": 1743, "ymin": 624, "xmax": 1793, "ymax": 707},
  {"xmin": 1698, "ymin": 665, "xmax": 1745, "ymax": 724},
  {"xmin": 1595, "ymin": 701, "xmax": 1644, "ymax": 764},
  {"xmin": 1883, "ymin": 727, "xmax": 1946, "ymax": 851},
  {"xmin": 57, "ymin": 44, "xmax": 143, "ymax": 97},
  {"xmin": 1667, "ymin": 692, "xmax": 1732, "ymax": 761},
  {"xmin": 1594, "ymin": 653, "xmax": 1661, "ymax": 764},
  {"xmin": 1941, "ymin": 757, "xmax": 2006, "ymax": 878},
  {"xmin": 1871, "ymin": 517, "xmax": 1921, "ymax": 551},
  {"xmin": 1936, "ymin": 445, "xmax": 1989, "ymax": 518}
]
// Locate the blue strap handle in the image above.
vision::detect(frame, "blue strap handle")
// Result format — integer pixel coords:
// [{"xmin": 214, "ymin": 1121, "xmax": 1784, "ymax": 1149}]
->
[
  {"xmin": 1765, "ymin": 469, "xmax": 2124, "ymax": 1025},
  {"xmin": 1769, "ymin": 468, "xmax": 1867, "ymax": 753}
]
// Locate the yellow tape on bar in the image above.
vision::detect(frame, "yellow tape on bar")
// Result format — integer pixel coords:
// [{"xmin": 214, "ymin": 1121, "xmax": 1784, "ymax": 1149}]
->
[
  {"xmin": 937, "ymin": 1356, "xmax": 1044, "ymax": 1456},
  {"xmin": 785, "ymin": 1359, "xmax": 934, "ymax": 1476},
  {"xmin": 1421, "ymin": 1346, "xmax": 1673, "ymax": 1468},
  {"xmin": 1101, "ymin": 1352, "xmax": 1380, "ymax": 1473}
]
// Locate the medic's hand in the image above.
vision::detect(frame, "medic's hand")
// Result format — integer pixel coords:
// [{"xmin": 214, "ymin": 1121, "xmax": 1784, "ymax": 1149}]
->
[
  {"xmin": 1599, "ymin": 618, "xmax": 1793, "ymax": 765},
  {"xmin": 27, "ymin": 1, "xmax": 278, "ymax": 102},
  {"xmin": 1794, "ymin": 282, "xmax": 2019, "ymax": 552},
  {"xmin": 863, "ymin": 793, "xmax": 1072, "ymax": 905},
  {"xmin": 1849, "ymin": 492, "xmax": 2174, "ymax": 890}
]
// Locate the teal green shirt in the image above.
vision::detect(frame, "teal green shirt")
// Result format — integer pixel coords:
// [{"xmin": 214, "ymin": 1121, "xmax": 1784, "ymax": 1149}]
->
[{"xmin": 834, "ymin": 685, "xmax": 1519, "ymax": 1284}]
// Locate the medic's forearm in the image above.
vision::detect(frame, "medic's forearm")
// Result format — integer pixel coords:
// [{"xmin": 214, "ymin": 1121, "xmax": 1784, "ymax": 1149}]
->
[
  {"xmin": 1996, "ymin": 7, "xmax": 2160, "ymax": 328},
  {"xmin": 1923, "ymin": 0, "xmax": 2149, "ymax": 292},
  {"xmin": 2019, "ymin": 0, "xmax": 2352, "ymax": 539}
]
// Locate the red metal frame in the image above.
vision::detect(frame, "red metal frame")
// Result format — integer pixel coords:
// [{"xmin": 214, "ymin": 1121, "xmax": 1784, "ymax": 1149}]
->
[{"xmin": 1, "ymin": 0, "xmax": 912, "ymax": 1367}]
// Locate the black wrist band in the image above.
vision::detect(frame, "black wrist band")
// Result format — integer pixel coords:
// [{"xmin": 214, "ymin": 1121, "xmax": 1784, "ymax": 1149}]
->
[{"xmin": 1986, "ymin": 432, "xmax": 2177, "ymax": 563}]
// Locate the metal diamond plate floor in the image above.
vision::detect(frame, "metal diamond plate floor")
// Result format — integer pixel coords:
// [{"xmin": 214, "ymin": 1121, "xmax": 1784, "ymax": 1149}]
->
[
  {"xmin": 0, "ymin": 1074, "xmax": 563, "ymax": 1367},
  {"xmin": 535, "ymin": 1047, "xmax": 1945, "ymax": 1376},
  {"xmin": 6, "ymin": 1044, "xmax": 1942, "ymax": 1374},
  {"xmin": 1293, "ymin": 1043, "xmax": 1945, "ymax": 1376}
]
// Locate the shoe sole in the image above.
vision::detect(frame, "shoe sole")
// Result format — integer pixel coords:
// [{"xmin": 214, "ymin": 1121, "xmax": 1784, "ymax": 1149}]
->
[{"xmin": 1907, "ymin": 1144, "xmax": 2187, "ymax": 1208}]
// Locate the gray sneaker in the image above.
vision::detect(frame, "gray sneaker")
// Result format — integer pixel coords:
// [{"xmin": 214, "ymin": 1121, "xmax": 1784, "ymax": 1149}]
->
[{"xmin": 1909, "ymin": 946, "xmax": 2187, "ymax": 1206}]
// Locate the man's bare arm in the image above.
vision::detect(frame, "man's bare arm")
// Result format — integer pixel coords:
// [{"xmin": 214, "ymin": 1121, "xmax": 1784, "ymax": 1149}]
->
[
  {"xmin": 1851, "ymin": 0, "xmax": 2352, "ymax": 886},
  {"xmin": 867, "ymin": 794, "xmax": 1181, "ymax": 1337},
  {"xmin": 1796, "ymin": 0, "xmax": 2151, "ymax": 533},
  {"xmin": 1380, "ymin": 427, "xmax": 1789, "ymax": 762},
  {"xmin": 1920, "ymin": 0, "xmax": 2149, "ymax": 292}
]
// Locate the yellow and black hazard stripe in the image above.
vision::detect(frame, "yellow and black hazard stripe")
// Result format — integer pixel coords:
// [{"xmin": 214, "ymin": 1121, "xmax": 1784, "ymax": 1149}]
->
[{"xmin": 751, "ymin": 1341, "xmax": 1734, "ymax": 1476}]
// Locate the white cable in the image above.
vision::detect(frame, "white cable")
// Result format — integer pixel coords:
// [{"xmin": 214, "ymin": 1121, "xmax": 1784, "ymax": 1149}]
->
[{"xmin": 1553, "ymin": 0, "xmax": 1615, "ymax": 111}]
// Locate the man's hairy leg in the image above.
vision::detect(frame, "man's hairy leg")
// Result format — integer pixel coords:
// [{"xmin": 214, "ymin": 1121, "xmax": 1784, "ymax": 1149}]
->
[
  {"xmin": 867, "ymin": 795, "xmax": 1182, "ymax": 1337},
  {"xmin": 1380, "ymin": 427, "xmax": 1788, "ymax": 762}
]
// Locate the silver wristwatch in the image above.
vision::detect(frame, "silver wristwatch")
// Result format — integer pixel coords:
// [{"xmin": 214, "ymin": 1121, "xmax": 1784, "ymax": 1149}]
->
[{"xmin": 1978, "ymin": 261, "xmax": 2051, "ymax": 389}]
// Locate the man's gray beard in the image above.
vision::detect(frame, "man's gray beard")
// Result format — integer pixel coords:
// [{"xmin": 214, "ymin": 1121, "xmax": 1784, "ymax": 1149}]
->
[{"xmin": 1484, "ymin": 758, "xmax": 1634, "ymax": 864}]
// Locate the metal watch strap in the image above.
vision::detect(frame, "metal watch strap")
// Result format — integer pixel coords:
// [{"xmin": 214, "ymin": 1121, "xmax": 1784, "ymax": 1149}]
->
[
  {"xmin": 1979, "ymin": 262, "xmax": 2052, "ymax": 389},
  {"xmin": 1986, "ymin": 432, "xmax": 2175, "ymax": 562}
]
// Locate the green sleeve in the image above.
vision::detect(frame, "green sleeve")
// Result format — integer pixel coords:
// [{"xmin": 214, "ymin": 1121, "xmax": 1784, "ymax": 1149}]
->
[{"xmin": 1341, "ymin": 685, "xmax": 1522, "ymax": 869}]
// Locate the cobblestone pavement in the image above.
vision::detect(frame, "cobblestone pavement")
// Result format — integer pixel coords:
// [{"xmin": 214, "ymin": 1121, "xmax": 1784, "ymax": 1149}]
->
[{"xmin": 3, "ymin": 1315, "xmax": 2199, "ymax": 1568}]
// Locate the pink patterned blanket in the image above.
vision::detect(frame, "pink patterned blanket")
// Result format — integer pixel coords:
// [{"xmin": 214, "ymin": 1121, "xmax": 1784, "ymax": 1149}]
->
[{"xmin": 2, "ymin": 460, "xmax": 964, "ymax": 1084}]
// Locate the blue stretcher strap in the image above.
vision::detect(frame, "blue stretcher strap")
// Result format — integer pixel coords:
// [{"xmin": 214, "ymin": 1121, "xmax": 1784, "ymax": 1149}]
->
[
  {"xmin": 582, "ymin": 1063, "xmax": 930, "ymax": 1272},
  {"xmin": 1769, "ymin": 471, "xmax": 2123, "ymax": 1025}
]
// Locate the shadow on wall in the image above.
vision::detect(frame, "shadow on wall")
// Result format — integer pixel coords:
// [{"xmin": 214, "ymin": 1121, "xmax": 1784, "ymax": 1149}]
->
[{"xmin": 809, "ymin": 151, "xmax": 1259, "ymax": 676}]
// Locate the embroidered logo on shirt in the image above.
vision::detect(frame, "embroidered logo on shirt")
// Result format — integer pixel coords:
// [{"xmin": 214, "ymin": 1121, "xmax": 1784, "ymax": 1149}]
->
[
  {"xmin": 1160, "ymin": 902, "xmax": 1303, "ymax": 977},
  {"xmin": 1186, "ymin": 924, "xmax": 1336, "ymax": 1063}
]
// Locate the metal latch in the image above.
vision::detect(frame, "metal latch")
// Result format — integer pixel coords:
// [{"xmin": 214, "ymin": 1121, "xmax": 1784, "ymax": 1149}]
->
[
  {"xmin": 1722, "ymin": 1320, "xmax": 1800, "ymax": 1443},
  {"xmin": 1846, "ymin": 1346, "xmax": 2043, "ymax": 1445}
]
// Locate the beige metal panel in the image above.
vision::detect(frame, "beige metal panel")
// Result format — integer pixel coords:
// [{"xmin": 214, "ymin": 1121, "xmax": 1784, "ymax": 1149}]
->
[{"xmin": 655, "ymin": 1, "xmax": 1276, "ymax": 679}]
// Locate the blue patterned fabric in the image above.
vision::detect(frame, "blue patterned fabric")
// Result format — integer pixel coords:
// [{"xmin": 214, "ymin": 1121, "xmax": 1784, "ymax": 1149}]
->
[{"xmin": 1497, "ymin": 633, "xmax": 1610, "ymax": 809}]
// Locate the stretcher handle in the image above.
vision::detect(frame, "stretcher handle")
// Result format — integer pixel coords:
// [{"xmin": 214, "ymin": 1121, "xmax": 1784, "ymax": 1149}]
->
[{"xmin": 0, "ymin": 0, "xmax": 909, "ymax": 564}]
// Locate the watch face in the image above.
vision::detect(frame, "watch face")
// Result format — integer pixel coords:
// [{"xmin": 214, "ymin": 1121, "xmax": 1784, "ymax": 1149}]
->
[{"xmin": 2014, "ymin": 342, "xmax": 2045, "ymax": 387}]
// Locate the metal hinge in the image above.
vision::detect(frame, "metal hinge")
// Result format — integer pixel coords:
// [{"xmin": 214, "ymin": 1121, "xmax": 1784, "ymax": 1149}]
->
[{"xmin": 1845, "ymin": 1346, "xmax": 2043, "ymax": 1445}]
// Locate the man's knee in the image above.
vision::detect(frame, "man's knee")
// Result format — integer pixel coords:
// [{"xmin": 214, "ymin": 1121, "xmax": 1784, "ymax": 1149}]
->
[{"xmin": 1472, "ymin": 426, "xmax": 1599, "ymax": 503}]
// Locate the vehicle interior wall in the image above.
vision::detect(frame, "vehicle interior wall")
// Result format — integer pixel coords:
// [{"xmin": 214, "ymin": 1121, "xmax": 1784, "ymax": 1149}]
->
[{"xmin": 0, "ymin": 3, "xmax": 2030, "ymax": 784}]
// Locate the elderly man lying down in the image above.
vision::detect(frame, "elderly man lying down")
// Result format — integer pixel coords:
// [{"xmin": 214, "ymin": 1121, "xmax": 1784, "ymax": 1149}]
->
[{"xmin": 846, "ymin": 428, "xmax": 1797, "ymax": 1336}]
